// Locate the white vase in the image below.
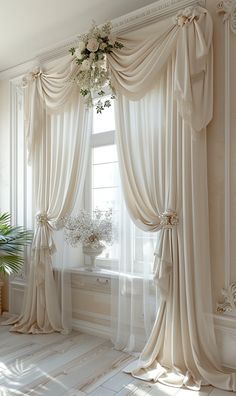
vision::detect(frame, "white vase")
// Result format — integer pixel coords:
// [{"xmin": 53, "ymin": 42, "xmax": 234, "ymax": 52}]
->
[{"xmin": 82, "ymin": 244, "xmax": 104, "ymax": 270}]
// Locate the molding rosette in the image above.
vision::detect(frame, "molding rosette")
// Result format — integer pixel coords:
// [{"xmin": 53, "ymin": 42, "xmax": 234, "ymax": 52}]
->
[
  {"xmin": 217, "ymin": 0, "xmax": 236, "ymax": 33},
  {"xmin": 217, "ymin": 282, "xmax": 236, "ymax": 313}
]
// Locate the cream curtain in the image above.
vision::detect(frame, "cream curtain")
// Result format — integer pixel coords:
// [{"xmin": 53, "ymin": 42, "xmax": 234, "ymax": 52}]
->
[
  {"xmin": 108, "ymin": 6, "xmax": 236, "ymax": 392},
  {"xmin": 10, "ymin": 58, "xmax": 92, "ymax": 333}
]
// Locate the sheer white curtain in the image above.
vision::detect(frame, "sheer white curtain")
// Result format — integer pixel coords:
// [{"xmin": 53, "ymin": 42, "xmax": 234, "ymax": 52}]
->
[
  {"xmin": 108, "ymin": 5, "xmax": 236, "ymax": 392},
  {"xmin": 9, "ymin": 57, "xmax": 92, "ymax": 334},
  {"xmin": 111, "ymin": 187, "xmax": 159, "ymax": 353}
]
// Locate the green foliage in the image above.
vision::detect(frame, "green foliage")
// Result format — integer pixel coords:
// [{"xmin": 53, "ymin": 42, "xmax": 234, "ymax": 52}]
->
[
  {"xmin": 69, "ymin": 48, "xmax": 75, "ymax": 56},
  {"xmin": 114, "ymin": 41, "xmax": 124, "ymax": 49},
  {"xmin": 0, "ymin": 213, "xmax": 32, "ymax": 276},
  {"xmin": 80, "ymin": 88, "xmax": 89, "ymax": 97},
  {"xmin": 98, "ymin": 90, "xmax": 105, "ymax": 96},
  {"xmin": 95, "ymin": 98, "xmax": 112, "ymax": 113}
]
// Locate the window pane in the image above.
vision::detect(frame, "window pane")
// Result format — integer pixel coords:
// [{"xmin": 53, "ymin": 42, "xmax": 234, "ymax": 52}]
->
[
  {"xmin": 93, "ymin": 145, "xmax": 117, "ymax": 164},
  {"xmin": 92, "ymin": 187, "xmax": 117, "ymax": 212},
  {"xmin": 93, "ymin": 163, "xmax": 118, "ymax": 188},
  {"xmin": 100, "ymin": 243, "xmax": 118, "ymax": 260},
  {"xmin": 93, "ymin": 97, "xmax": 115, "ymax": 134}
]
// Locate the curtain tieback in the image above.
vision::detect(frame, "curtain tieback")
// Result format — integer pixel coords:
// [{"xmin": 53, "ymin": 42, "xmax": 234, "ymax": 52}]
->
[
  {"xmin": 174, "ymin": 7, "xmax": 201, "ymax": 27},
  {"xmin": 160, "ymin": 210, "xmax": 178, "ymax": 229},
  {"xmin": 32, "ymin": 212, "xmax": 57, "ymax": 286},
  {"xmin": 22, "ymin": 67, "xmax": 42, "ymax": 87},
  {"xmin": 33, "ymin": 212, "xmax": 56, "ymax": 254},
  {"xmin": 36, "ymin": 212, "xmax": 50, "ymax": 226},
  {"xmin": 31, "ymin": 69, "xmax": 42, "ymax": 80},
  {"xmin": 153, "ymin": 210, "xmax": 178, "ymax": 297}
]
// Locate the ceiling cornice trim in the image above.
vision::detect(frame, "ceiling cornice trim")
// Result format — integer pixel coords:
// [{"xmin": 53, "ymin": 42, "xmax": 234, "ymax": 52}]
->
[
  {"xmin": 0, "ymin": 0, "xmax": 205, "ymax": 80},
  {"xmin": 111, "ymin": 0, "xmax": 205, "ymax": 34}
]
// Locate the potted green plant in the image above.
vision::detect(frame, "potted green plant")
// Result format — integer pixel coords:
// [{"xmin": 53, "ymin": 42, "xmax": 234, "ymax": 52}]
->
[{"xmin": 0, "ymin": 212, "xmax": 32, "ymax": 314}]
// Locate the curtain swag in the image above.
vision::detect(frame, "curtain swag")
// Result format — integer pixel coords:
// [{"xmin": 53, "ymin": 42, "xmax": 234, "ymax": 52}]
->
[{"xmin": 7, "ymin": 4, "xmax": 236, "ymax": 392}]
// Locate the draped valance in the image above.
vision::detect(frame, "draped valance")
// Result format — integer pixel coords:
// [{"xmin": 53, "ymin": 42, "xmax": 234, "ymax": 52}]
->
[
  {"xmin": 25, "ymin": 6, "xmax": 213, "ymax": 163},
  {"xmin": 108, "ymin": 6, "xmax": 213, "ymax": 131}
]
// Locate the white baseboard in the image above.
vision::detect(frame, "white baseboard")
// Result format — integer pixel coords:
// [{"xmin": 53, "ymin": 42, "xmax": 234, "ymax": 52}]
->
[
  {"xmin": 72, "ymin": 318, "xmax": 111, "ymax": 340},
  {"xmin": 7, "ymin": 279, "xmax": 236, "ymax": 370}
]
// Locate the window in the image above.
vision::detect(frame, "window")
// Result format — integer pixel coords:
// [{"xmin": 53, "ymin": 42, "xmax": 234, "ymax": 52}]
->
[
  {"xmin": 85, "ymin": 96, "xmax": 119, "ymax": 267},
  {"xmin": 85, "ymin": 96, "xmax": 156, "ymax": 272},
  {"xmin": 10, "ymin": 81, "xmax": 33, "ymax": 287}
]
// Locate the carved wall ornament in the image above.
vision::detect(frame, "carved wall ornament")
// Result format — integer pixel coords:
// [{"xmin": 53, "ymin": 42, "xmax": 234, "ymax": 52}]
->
[
  {"xmin": 217, "ymin": 282, "xmax": 236, "ymax": 313},
  {"xmin": 217, "ymin": 0, "xmax": 236, "ymax": 33}
]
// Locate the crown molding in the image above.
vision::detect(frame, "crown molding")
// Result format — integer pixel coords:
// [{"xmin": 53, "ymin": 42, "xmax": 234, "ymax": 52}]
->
[
  {"xmin": 111, "ymin": 0, "xmax": 205, "ymax": 34},
  {"xmin": 0, "ymin": 0, "xmax": 204, "ymax": 81},
  {"xmin": 0, "ymin": 59, "xmax": 38, "ymax": 81}
]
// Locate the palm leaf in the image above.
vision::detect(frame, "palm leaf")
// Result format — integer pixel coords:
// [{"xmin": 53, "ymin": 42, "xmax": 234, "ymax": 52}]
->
[
  {"xmin": 0, "ymin": 212, "xmax": 32, "ymax": 276},
  {"xmin": 0, "ymin": 256, "xmax": 24, "ymax": 275}
]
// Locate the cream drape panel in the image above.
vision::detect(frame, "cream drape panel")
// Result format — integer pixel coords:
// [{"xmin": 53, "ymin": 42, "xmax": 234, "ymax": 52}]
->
[
  {"xmin": 108, "ymin": 6, "xmax": 236, "ymax": 392},
  {"xmin": 11, "ymin": 58, "xmax": 92, "ymax": 334}
]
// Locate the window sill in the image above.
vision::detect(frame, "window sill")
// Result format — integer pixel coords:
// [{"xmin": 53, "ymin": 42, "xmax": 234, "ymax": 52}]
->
[
  {"xmin": 68, "ymin": 266, "xmax": 154, "ymax": 281},
  {"xmin": 68, "ymin": 266, "xmax": 119, "ymax": 279}
]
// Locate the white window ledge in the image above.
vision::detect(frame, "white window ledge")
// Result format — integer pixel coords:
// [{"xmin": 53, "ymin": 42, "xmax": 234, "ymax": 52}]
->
[
  {"xmin": 69, "ymin": 266, "xmax": 119, "ymax": 279},
  {"xmin": 67, "ymin": 266, "xmax": 154, "ymax": 281}
]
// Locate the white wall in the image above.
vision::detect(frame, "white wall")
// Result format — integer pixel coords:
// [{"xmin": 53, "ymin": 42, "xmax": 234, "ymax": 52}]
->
[
  {"xmin": 0, "ymin": 80, "xmax": 10, "ymax": 213},
  {"xmin": 0, "ymin": 80, "xmax": 10, "ymax": 311}
]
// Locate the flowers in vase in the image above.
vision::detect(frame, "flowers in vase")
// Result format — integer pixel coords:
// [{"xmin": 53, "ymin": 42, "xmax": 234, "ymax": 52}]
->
[
  {"xmin": 69, "ymin": 21, "xmax": 123, "ymax": 112},
  {"xmin": 62, "ymin": 209, "xmax": 113, "ymax": 249}
]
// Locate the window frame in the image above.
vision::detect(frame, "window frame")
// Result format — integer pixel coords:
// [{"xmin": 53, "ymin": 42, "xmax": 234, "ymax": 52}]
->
[{"xmin": 84, "ymin": 124, "xmax": 117, "ymax": 269}]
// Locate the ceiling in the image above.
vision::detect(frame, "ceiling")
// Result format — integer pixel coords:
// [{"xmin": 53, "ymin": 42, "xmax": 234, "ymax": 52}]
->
[{"xmin": 0, "ymin": 0, "xmax": 156, "ymax": 73}]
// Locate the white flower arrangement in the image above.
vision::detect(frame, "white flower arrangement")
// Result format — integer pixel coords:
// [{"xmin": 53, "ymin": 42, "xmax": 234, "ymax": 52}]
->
[
  {"xmin": 69, "ymin": 21, "xmax": 123, "ymax": 113},
  {"xmin": 63, "ymin": 209, "xmax": 113, "ymax": 249}
]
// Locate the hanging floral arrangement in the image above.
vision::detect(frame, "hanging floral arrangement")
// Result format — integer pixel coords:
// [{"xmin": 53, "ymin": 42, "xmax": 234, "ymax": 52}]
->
[{"xmin": 69, "ymin": 22, "xmax": 123, "ymax": 113}]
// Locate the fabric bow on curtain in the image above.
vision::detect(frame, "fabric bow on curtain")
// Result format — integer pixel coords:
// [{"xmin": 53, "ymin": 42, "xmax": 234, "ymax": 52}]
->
[
  {"xmin": 9, "ymin": 58, "xmax": 92, "ymax": 334},
  {"xmin": 108, "ymin": 6, "xmax": 236, "ymax": 392}
]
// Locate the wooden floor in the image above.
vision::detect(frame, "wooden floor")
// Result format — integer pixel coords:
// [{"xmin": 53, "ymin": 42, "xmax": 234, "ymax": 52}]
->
[{"xmin": 0, "ymin": 323, "xmax": 234, "ymax": 396}]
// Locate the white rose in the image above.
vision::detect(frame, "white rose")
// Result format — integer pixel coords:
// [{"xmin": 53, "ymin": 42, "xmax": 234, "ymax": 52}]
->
[
  {"xmin": 100, "ymin": 42, "xmax": 107, "ymax": 50},
  {"xmin": 87, "ymin": 38, "xmax": 99, "ymax": 52},
  {"xmin": 78, "ymin": 41, "xmax": 86, "ymax": 51},
  {"xmin": 96, "ymin": 59, "xmax": 106, "ymax": 69},
  {"xmin": 100, "ymin": 31, "xmax": 107, "ymax": 38},
  {"xmin": 81, "ymin": 59, "xmax": 91, "ymax": 70},
  {"xmin": 75, "ymin": 48, "xmax": 83, "ymax": 59}
]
